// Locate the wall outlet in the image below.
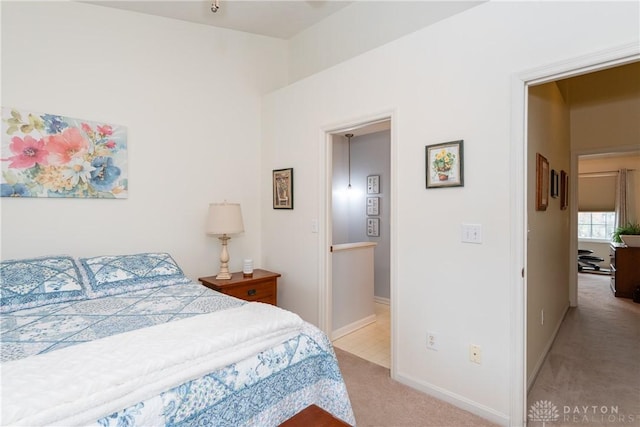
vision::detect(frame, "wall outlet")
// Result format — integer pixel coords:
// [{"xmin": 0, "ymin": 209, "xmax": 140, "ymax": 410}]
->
[
  {"xmin": 469, "ymin": 344, "xmax": 482, "ymax": 364},
  {"xmin": 426, "ymin": 332, "xmax": 438, "ymax": 351}
]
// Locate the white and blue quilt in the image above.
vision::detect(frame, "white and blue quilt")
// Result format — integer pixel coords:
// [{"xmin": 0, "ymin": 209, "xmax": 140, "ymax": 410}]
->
[
  {"xmin": 0, "ymin": 280, "xmax": 355, "ymax": 426},
  {"xmin": 1, "ymin": 281, "xmax": 242, "ymax": 362}
]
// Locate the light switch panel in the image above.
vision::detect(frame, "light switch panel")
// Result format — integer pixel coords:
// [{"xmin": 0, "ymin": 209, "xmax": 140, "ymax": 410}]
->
[{"xmin": 461, "ymin": 223, "xmax": 482, "ymax": 244}]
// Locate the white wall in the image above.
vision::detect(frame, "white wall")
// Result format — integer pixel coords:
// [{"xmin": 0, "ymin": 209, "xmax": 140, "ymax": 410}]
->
[
  {"xmin": 332, "ymin": 243, "xmax": 376, "ymax": 337},
  {"xmin": 262, "ymin": 2, "xmax": 639, "ymax": 424},
  {"xmin": 0, "ymin": 1, "xmax": 288, "ymax": 280},
  {"xmin": 288, "ymin": 1, "xmax": 483, "ymax": 82},
  {"xmin": 526, "ymin": 82, "xmax": 571, "ymax": 385}
]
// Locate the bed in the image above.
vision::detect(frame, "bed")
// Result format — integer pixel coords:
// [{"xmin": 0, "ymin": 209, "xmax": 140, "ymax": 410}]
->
[{"xmin": 0, "ymin": 253, "xmax": 355, "ymax": 426}]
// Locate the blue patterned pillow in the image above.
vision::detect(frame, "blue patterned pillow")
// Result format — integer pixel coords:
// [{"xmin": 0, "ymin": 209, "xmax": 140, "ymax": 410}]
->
[
  {"xmin": 0, "ymin": 256, "xmax": 87, "ymax": 313},
  {"xmin": 79, "ymin": 252, "xmax": 191, "ymax": 297}
]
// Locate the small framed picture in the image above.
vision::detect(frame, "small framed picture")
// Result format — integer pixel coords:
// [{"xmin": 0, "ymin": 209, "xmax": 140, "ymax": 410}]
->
[
  {"xmin": 426, "ymin": 140, "xmax": 464, "ymax": 188},
  {"xmin": 367, "ymin": 197, "xmax": 380, "ymax": 216},
  {"xmin": 367, "ymin": 175, "xmax": 380, "ymax": 194},
  {"xmin": 536, "ymin": 154, "xmax": 549, "ymax": 211},
  {"xmin": 367, "ymin": 218, "xmax": 380, "ymax": 237},
  {"xmin": 273, "ymin": 168, "xmax": 293, "ymax": 209},
  {"xmin": 550, "ymin": 169, "xmax": 559, "ymax": 198}
]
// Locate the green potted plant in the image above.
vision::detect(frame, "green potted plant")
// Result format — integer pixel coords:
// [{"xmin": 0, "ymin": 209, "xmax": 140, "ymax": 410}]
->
[{"xmin": 612, "ymin": 222, "xmax": 640, "ymax": 247}]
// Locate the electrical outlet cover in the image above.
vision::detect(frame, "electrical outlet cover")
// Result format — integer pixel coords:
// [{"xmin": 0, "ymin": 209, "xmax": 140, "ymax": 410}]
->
[{"xmin": 469, "ymin": 344, "xmax": 481, "ymax": 364}]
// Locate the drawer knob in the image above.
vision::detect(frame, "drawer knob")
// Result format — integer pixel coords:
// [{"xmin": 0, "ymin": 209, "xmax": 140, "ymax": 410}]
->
[{"xmin": 247, "ymin": 289, "xmax": 257, "ymax": 296}]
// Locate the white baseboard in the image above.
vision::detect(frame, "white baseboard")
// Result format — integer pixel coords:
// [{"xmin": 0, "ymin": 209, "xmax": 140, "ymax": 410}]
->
[
  {"xmin": 374, "ymin": 296, "xmax": 390, "ymax": 305},
  {"xmin": 394, "ymin": 372, "xmax": 510, "ymax": 426},
  {"xmin": 331, "ymin": 314, "xmax": 376, "ymax": 340},
  {"xmin": 527, "ymin": 303, "xmax": 570, "ymax": 391}
]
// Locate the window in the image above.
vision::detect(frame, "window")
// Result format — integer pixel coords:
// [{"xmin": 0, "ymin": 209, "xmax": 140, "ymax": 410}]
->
[{"xmin": 578, "ymin": 212, "xmax": 616, "ymax": 240}]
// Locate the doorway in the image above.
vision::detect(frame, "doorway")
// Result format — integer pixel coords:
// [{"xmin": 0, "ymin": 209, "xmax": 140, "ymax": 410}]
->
[
  {"xmin": 322, "ymin": 116, "xmax": 394, "ymax": 369},
  {"xmin": 515, "ymin": 46, "xmax": 639, "ymax": 424}
]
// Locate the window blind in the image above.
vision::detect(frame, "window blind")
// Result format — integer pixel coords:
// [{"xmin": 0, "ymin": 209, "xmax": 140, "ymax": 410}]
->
[{"xmin": 578, "ymin": 175, "xmax": 616, "ymax": 211}]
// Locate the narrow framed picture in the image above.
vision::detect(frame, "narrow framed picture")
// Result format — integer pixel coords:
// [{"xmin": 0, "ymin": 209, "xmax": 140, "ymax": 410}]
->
[
  {"xmin": 367, "ymin": 175, "xmax": 380, "ymax": 194},
  {"xmin": 536, "ymin": 153, "xmax": 549, "ymax": 211},
  {"xmin": 273, "ymin": 168, "xmax": 293, "ymax": 209},
  {"xmin": 560, "ymin": 170, "xmax": 568, "ymax": 210},
  {"xmin": 550, "ymin": 169, "xmax": 559, "ymax": 198},
  {"xmin": 367, "ymin": 218, "xmax": 380, "ymax": 237},
  {"xmin": 426, "ymin": 140, "xmax": 464, "ymax": 188},
  {"xmin": 367, "ymin": 197, "xmax": 380, "ymax": 216}
]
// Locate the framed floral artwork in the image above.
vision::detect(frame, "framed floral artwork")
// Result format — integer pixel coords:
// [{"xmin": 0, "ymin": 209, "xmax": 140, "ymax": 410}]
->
[
  {"xmin": 426, "ymin": 140, "xmax": 464, "ymax": 188},
  {"xmin": 1, "ymin": 107, "xmax": 127, "ymax": 198},
  {"xmin": 273, "ymin": 168, "xmax": 293, "ymax": 209},
  {"xmin": 536, "ymin": 153, "xmax": 549, "ymax": 211}
]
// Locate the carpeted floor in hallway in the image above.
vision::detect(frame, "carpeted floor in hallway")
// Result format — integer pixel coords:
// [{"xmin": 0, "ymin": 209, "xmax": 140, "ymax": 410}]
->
[{"xmin": 527, "ymin": 273, "xmax": 640, "ymax": 426}]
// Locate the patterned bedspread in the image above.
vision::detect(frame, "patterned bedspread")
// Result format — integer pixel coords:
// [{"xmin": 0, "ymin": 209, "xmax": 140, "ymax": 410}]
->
[
  {"xmin": 1, "ymin": 282, "xmax": 242, "ymax": 362},
  {"xmin": 0, "ymin": 282, "xmax": 355, "ymax": 426},
  {"xmin": 94, "ymin": 324, "xmax": 352, "ymax": 427}
]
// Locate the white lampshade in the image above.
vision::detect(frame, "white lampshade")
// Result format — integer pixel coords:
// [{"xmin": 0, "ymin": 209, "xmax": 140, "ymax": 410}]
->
[{"xmin": 206, "ymin": 202, "xmax": 244, "ymax": 235}]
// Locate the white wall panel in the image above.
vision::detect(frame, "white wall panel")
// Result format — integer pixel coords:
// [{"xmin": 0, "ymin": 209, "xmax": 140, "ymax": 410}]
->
[{"xmin": 0, "ymin": 1, "xmax": 288, "ymax": 281}]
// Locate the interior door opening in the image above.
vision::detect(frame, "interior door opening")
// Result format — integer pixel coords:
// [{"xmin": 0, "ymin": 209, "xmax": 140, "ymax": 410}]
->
[
  {"xmin": 324, "ymin": 117, "xmax": 393, "ymax": 370},
  {"xmin": 520, "ymin": 52, "xmax": 639, "ymax": 425}
]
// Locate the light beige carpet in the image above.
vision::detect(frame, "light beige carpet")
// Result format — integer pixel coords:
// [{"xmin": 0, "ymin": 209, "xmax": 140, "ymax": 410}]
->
[
  {"xmin": 527, "ymin": 274, "xmax": 640, "ymax": 426},
  {"xmin": 334, "ymin": 347, "xmax": 497, "ymax": 427}
]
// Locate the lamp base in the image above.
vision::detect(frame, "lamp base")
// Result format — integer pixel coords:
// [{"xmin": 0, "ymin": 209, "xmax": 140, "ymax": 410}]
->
[{"xmin": 216, "ymin": 234, "xmax": 232, "ymax": 280}]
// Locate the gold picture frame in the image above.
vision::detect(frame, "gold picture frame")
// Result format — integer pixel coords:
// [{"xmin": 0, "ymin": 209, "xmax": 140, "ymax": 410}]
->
[{"xmin": 536, "ymin": 153, "xmax": 549, "ymax": 211}]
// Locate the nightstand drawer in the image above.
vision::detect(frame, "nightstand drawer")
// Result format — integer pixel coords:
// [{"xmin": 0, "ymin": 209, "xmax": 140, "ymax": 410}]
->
[
  {"xmin": 198, "ymin": 269, "xmax": 281, "ymax": 306},
  {"xmin": 223, "ymin": 280, "xmax": 275, "ymax": 302}
]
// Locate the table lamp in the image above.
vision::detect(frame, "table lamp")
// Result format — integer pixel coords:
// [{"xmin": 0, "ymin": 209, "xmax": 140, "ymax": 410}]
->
[{"xmin": 206, "ymin": 202, "xmax": 244, "ymax": 279}]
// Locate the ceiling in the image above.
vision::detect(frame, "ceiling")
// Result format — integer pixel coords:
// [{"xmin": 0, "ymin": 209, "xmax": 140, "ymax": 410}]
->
[{"xmin": 83, "ymin": 1, "xmax": 354, "ymax": 39}]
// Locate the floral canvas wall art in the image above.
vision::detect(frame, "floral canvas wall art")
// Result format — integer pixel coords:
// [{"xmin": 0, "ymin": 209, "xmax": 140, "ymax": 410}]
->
[{"xmin": 1, "ymin": 107, "xmax": 127, "ymax": 198}]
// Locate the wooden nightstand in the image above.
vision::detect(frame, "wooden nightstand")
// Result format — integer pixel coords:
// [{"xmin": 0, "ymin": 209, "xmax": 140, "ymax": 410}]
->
[{"xmin": 198, "ymin": 269, "xmax": 281, "ymax": 306}]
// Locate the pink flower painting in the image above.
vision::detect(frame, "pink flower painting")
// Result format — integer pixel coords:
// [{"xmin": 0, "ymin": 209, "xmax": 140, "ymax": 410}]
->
[
  {"xmin": 45, "ymin": 127, "xmax": 89, "ymax": 165},
  {"xmin": 4, "ymin": 135, "xmax": 49, "ymax": 169},
  {"xmin": 1, "ymin": 107, "xmax": 127, "ymax": 198}
]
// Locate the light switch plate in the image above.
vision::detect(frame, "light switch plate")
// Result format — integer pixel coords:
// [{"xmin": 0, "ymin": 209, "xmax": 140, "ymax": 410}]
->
[{"xmin": 461, "ymin": 223, "xmax": 482, "ymax": 244}]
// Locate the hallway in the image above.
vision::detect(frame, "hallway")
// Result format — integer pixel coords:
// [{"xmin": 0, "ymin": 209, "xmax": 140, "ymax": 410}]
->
[{"xmin": 527, "ymin": 273, "xmax": 640, "ymax": 425}]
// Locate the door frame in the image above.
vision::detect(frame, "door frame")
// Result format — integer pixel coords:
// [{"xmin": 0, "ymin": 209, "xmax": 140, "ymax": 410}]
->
[
  {"xmin": 511, "ymin": 42, "xmax": 639, "ymax": 425},
  {"xmin": 318, "ymin": 110, "xmax": 397, "ymax": 373}
]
